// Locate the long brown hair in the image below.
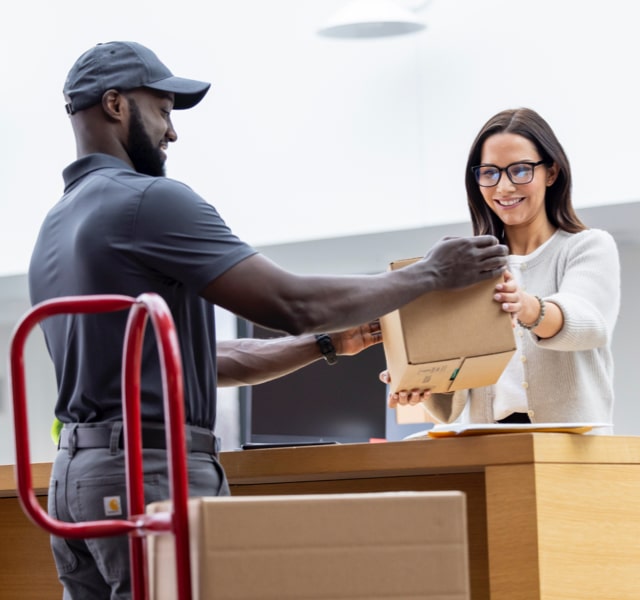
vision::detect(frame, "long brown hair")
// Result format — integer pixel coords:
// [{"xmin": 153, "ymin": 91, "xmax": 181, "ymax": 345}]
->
[{"xmin": 465, "ymin": 107, "xmax": 586, "ymax": 238}]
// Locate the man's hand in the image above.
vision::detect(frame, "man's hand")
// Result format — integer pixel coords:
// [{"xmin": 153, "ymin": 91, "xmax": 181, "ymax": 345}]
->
[
  {"xmin": 420, "ymin": 235, "xmax": 508, "ymax": 291},
  {"xmin": 334, "ymin": 319, "xmax": 383, "ymax": 356}
]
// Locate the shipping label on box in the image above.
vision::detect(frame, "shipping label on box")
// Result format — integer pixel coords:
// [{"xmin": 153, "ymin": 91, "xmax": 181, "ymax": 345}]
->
[{"xmin": 380, "ymin": 257, "xmax": 516, "ymax": 394}]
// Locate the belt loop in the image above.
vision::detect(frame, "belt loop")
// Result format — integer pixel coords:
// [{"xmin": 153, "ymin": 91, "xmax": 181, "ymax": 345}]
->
[
  {"xmin": 215, "ymin": 436, "xmax": 221, "ymax": 457},
  {"xmin": 109, "ymin": 422, "xmax": 123, "ymax": 455},
  {"xmin": 67, "ymin": 424, "xmax": 78, "ymax": 458}
]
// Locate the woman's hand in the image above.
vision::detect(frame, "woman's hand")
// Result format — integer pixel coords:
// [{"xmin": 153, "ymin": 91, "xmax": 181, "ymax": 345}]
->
[
  {"xmin": 379, "ymin": 369, "xmax": 431, "ymax": 408},
  {"xmin": 493, "ymin": 270, "xmax": 522, "ymax": 326}
]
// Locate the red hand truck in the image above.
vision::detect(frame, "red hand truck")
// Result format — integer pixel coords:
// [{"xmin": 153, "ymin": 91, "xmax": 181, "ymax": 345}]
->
[{"xmin": 9, "ymin": 293, "xmax": 193, "ymax": 600}]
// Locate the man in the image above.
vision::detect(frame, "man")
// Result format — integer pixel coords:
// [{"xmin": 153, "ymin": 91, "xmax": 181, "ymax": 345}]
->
[{"xmin": 29, "ymin": 41, "xmax": 507, "ymax": 599}]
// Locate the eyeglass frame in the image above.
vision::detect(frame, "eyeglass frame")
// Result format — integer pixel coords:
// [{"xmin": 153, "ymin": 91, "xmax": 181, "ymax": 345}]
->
[{"xmin": 471, "ymin": 160, "xmax": 547, "ymax": 187}]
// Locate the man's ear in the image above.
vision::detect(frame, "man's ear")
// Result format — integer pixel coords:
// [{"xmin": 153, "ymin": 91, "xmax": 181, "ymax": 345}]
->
[{"xmin": 101, "ymin": 89, "xmax": 127, "ymax": 122}]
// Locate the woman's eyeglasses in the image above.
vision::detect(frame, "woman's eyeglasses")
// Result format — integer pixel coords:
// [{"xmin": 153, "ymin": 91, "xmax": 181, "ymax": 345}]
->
[{"xmin": 471, "ymin": 160, "xmax": 547, "ymax": 187}]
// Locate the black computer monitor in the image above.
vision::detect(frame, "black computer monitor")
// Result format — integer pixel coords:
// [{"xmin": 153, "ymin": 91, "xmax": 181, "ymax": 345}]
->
[{"xmin": 237, "ymin": 319, "xmax": 388, "ymax": 445}]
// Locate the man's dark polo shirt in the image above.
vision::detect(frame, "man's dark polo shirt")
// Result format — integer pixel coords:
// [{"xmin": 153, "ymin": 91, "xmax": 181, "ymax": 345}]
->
[{"xmin": 29, "ymin": 154, "xmax": 256, "ymax": 429}]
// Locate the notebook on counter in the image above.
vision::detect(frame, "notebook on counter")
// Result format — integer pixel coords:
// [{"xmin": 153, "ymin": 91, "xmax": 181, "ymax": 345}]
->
[{"xmin": 403, "ymin": 422, "xmax": 612, "ymax": 440}]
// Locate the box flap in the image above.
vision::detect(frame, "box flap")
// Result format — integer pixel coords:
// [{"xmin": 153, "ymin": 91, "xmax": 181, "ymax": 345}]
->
[{"xmin": 449, "ymin": 351, "xmax": 516, "ymax": 391}]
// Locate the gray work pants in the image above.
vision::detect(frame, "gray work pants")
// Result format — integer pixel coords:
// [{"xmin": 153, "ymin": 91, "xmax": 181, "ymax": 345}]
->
[{"xmin": 48, "ymin": 427, "xmax": 229, "ymax": 600}]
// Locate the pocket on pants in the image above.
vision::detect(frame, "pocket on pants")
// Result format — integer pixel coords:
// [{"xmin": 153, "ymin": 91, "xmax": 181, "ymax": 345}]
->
[
  {"xmin": 74, "ymin": 473, "xmax": 161, "ymax": 584},
  {"xmin": 75, "ymin": 473, "xmax": 161, "ymax": 522}
]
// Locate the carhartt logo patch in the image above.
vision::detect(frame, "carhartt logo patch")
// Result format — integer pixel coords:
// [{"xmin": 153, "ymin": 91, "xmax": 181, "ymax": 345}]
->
[{"xmin": 104, "ymin": 496, "xmax": 122, "ymax": 516}]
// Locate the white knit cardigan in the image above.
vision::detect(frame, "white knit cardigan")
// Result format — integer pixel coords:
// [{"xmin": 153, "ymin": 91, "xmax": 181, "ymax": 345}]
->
[{"xmin": 423, "ymin": 228, "xmax": 621, "ymax": 429}]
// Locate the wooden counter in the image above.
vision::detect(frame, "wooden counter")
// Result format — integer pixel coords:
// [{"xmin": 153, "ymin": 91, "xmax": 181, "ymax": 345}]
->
[
  {"xmin": 0, "ymin": 463, "xmax": 58, "ymax": 599},
  {"xmin": 221, "ymin": 433, "xmax": 640, "ymax": 600},
  {"xmin": 2, "ymin": 433, "xmax": 640, "ymax": 599}
]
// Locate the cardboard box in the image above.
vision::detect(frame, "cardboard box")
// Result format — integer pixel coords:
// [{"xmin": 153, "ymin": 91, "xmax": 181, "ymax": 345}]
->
[
  {"xmin": 147, "ymin": 491, "xmax": 470, "ymax": 599},
  {"xmin": 380, "ymin": 258, "xmax": 516, "ymax": 394}
]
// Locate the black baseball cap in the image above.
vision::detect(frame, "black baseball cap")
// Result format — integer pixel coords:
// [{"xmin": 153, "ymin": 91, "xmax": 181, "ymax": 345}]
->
[{"xmin": 63, "ymin": 41, "xmax": 211, "ymax": 115}]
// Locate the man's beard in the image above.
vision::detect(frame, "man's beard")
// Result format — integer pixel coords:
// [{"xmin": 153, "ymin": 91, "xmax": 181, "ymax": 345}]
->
[{"xmin": 127, "ymin": 99, "xmax": 166, "ymax": 177}]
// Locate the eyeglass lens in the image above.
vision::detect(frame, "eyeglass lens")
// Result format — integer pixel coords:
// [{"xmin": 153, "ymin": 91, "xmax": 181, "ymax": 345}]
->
[{"xmin": 474, "ymin": 162, "xmax": 539, "ymax": 187}]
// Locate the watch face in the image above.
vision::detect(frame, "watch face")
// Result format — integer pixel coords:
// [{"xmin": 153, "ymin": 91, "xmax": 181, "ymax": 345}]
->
[{"xmin": 315, "ymin": 334, "xmax": 337, "ymax": 364}]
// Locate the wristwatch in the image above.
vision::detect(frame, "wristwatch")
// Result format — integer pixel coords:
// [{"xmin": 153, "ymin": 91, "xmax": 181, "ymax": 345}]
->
[{"xmin": 315, "ymin": 334, "xmax": 337, "ymax": 365}]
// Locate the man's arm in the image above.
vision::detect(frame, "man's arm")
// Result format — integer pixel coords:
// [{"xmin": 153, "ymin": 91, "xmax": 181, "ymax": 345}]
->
[
  {"xmin": 202, "ymin": 235, "xmax": 508, "ymax": 336},
  {"xmin": 217, "ymin": 321, "xmax": 382, "ymax": 387}
]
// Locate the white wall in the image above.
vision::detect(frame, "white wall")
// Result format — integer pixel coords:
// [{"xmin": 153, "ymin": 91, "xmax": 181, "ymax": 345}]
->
[
  {"xmin": 1, "ymin": 0, "xmax": 639, "ymax": 275},
  {"xmin": 612, "ymin": 240, "xmax": 640, "ymax": 435},
  {"xmin": 0, "ymin": 286, "xmax": 57, "ymax": 465}
]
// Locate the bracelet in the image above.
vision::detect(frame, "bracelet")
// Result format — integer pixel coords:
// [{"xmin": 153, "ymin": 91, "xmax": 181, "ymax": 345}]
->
[
  {"xmin": 517, "ymin": 296, "xmax": 546, "ymax": 330},
  {"xmin": 315, "ymin": 334, "xmax": 337, "ymax": 365}
]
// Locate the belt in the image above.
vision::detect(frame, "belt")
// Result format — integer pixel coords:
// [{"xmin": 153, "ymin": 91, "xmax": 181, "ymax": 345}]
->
[{"xmin": 58, "ymin": 424, "xmax": 219, "ymax": 455}]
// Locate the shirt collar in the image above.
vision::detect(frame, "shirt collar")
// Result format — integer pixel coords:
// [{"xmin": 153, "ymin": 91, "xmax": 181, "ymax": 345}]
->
[{"xmin": 62, "ymin": 154, "xmax": 134, "ymax": 190}]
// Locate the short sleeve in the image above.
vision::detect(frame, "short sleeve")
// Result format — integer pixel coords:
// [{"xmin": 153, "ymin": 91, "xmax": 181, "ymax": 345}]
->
[{"xmin": 132, "ymin": 178, "xmax": 256, "ymax": 291}]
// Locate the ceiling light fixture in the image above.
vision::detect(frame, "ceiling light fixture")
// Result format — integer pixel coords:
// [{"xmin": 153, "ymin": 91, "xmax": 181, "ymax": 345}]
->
[{"xmin": 317, "ymin": 0, "xmax": 431, "ymax": 39}]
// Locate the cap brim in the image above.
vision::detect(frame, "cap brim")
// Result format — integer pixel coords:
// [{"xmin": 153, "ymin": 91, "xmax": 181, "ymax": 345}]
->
[{"xmin": 145, "ymin": 76, "xmax": 211, "ymax": 110}]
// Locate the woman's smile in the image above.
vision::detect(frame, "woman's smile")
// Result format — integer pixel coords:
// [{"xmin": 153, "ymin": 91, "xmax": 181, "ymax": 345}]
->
[{"xmin": 494, "ymin": 196, "xmax": 524, "ymax": 208}]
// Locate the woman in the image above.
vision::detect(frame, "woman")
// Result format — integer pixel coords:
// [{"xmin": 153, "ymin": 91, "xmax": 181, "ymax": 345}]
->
[{"xmin": 383, "ymin": 107, "xmax": 621, "ymax": 429}]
